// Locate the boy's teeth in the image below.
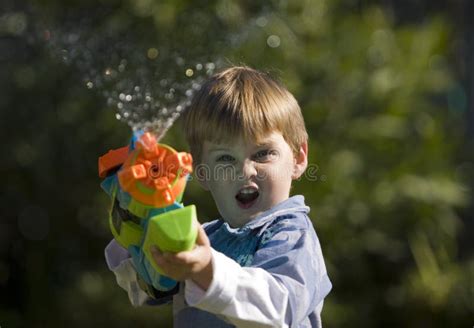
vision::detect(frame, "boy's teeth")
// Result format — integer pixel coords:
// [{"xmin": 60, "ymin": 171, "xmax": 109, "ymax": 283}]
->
[{"xmin": 236, "ymin": 187, "xmax": 260, "ymax": 204}]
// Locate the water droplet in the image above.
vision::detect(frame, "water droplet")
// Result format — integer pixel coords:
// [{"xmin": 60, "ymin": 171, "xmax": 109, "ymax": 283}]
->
[
  {"xmin": 115, "ymin": 113, "xmax": 121, "ymax": 120},
  {"xmin": 134, "ymin": 86, "xmax": 140, "ymax": 92},
  {"xmin": 123, "ymin": 111, "xmax": 130, "ymax": 118},
  {"xmin": 104, "ymin": 68, "xmax": 112, "ymax": 76},
  {"xmin": 125, "ymin": 94, "xmax": 132, "ymax": 102},
  {"xmin": 196, "ymin": 63, "xmax": 203, "ymax": 70},
  {"xmin": 205, "ymin": 62, "xmax": 215, "ymax": 70},
  {"xmin": 147, "ymin": 48, "xmax": 159, "ymax": 59},
  {"xmin": 185, "ymin": 89, "xmax": 193, "ymax": 97},
  {"xmin": 86, "ymin": 81, "xmax": 94, "ymax": 89},
  {"xmin": 256, "ymin": 16, "xmax": 268, "ymax": 27},
  {"xmin": 185, "ymin": 68, "xmax": 194, "ymax": 77},
  {"xmin": 119, "ymin": 93, "xmax": 126, "ymax": 101},
  {"xmin": 267, "ymin": 35, "xmax": 281, "ymax": 48},
  {"xmin": 61, "ymin": 49, "xmax": 69, "ymax": 62},
  {"xmin": 117, "ymin": 102, "xmax": 123, "ymax": 109},
  {"xmin": 176, "ymin": 57, "xmax": 185, "ymax": 66}
]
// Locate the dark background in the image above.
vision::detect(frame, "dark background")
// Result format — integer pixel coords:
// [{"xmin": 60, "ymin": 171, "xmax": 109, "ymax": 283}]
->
[{"xmin": 0, "ymin": 0, "xmax": 473, "ymax": 327}]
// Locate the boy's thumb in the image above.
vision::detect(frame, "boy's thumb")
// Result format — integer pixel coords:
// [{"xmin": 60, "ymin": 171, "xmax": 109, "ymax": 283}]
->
[{"xmin": 195, "ymin": 224, "xmax": 210, "ymax": 247}]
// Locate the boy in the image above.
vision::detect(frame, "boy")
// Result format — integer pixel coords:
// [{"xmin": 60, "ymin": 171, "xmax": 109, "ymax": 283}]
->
[{"xmin": 105, "ymin": 66, "xmax": 332, "ymax": 327}]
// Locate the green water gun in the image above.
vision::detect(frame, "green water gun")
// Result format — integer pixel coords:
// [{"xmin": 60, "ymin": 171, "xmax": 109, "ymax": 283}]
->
[{"xmin": 98, "ymin": 131, "xmax": 197, "ymax": 292}]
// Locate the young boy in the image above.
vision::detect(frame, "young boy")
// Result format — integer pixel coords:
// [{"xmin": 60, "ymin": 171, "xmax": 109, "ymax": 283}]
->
[{"xmin": 105, "ymin": 66, "xmax": 332, "ymax": 327}]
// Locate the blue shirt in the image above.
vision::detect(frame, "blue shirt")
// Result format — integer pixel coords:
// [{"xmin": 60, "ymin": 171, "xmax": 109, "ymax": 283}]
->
[{"xmin": 174, "ymin": 195, "xmax": 332, "ymax": 327}]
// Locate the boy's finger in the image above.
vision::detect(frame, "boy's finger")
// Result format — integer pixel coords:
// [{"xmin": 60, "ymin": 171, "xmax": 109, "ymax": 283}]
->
[
  {"xmin": 169, "ymin": 250, "xmax": 195, "ymax": 265},
  {"xmin": 173, "ymin": 245, "xmax": 210, "ymax": 267},
  {"xmin": 149, "ymin": 225, "xmax": 208, "ymax": 265},
  {"xmin": 195, "ymin": 224, "xmax": 210, "ymax": 247},
  {"xmin": 151, "ymin": 245, "xmax": 173, "ymax": 259},
  {"xmin": 150, "ymin": 245, "xmax": 170, "ymax": 265}
]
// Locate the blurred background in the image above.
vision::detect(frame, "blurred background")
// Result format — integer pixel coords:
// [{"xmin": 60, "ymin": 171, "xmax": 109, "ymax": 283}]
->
[{"xmin": 0, "ymin": 0, "xmax": 473, "ymax": 327}]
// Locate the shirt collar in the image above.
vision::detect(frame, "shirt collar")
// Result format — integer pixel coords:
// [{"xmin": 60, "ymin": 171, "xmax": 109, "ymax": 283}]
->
[{"xmin": 222, "ymin": 195, "xmax": 309, "ymax": 234}]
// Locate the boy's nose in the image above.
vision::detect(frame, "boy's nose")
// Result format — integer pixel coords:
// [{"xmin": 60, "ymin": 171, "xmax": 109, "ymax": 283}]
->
[{"xmin": 239, "ymin": 159, "xmax": 258, "ymax": 179}]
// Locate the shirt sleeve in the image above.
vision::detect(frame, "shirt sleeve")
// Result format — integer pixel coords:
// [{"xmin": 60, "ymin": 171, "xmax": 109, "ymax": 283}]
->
[
  {"xmin": 185, "ymin": 219, "xmax": 331, "ymax": 327},
  {"xmin": 185, "ymin": 248, "xmax": 289, "ymax": 328},
  {"xmin": 252, "ymin": 222, "xmax": 331, "ymax": 325},
  {"xmin": 104, "ymin": 239, "xmax": 149, "ymax": 307}
]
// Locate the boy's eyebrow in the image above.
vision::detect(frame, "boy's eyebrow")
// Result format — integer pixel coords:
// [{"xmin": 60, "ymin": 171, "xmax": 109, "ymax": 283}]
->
[
  {"xmin": 255, "ymin": 141, "xmax": 274, "ymax": 148},
  {"xmin": 208, "ymin": 147, "xmax": 230, "ymax": 152}
]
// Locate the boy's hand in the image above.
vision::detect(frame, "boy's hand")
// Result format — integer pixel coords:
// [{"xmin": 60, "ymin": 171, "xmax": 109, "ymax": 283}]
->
[{"xmin": 150, "ymin": 223, "xmax": 213, "ymax": 291}]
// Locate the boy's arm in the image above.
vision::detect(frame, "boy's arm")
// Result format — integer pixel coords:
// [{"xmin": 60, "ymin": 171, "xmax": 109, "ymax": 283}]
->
[
  {"xmin": 104, "ymin": 239, "xmax": 149, "ymax": 307},
  {"xmin": 184, "ymin": 221, "xmax": 332, "ymax": 327},
  {"xmin": 105, "ymin": 239, "xmax": 179, "ymax": 307},
  {"xmin": 186, "ymin": 248, "xmax": 290, "ymax": 327}
]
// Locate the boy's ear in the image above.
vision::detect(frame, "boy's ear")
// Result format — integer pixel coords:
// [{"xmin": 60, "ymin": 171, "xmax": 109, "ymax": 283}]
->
[
  {"xmin": 292, "ymin": 141, "xmax": 308, "ymax": 180},
  {"xmin": 194, "ymin": 164, "xmax": 210, "ymax": 191}
]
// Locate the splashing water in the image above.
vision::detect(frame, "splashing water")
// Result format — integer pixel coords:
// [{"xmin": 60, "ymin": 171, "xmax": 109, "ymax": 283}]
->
[
  {"xmin": 42, "ymin": 15, "xmax": 223, "ymax": 140},
  {"xmin": 33, "ymin": 5, "xmax": 280, "ymax": 140}
]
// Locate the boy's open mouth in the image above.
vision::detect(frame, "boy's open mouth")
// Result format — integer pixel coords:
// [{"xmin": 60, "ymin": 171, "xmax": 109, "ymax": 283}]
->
[{"xmin": 235, "ymin": 186, "xmax": 259, "ymax": 209}]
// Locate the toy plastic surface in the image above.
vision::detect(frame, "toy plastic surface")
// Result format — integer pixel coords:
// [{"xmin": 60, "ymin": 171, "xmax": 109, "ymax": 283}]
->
[{"xmin": 98, "ymin": 131, "xmax": 197, "ymax": 292}]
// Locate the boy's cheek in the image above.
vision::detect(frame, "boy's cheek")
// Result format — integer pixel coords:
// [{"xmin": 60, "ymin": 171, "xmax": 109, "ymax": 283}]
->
[
  {"xmin": 213, "ymin": 165, "xmax": 236, "ymax": 182},
  {"xmin": 196, "ymin": 163, "xmax": 235, "ymax": 182},
  {"xmin": 195, "ymin": 164, "xmax": 212, "ymax": 181}
]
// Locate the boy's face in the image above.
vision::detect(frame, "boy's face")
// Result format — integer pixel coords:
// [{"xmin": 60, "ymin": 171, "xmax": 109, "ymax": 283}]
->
[{"xmin": 197, "ymin": 132, "xmax": 308, "ymax": 228}]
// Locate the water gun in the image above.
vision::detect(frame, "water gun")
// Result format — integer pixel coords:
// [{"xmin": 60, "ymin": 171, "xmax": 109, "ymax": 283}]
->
[{"xmin": 98, "ymin": 131, "xmax": 197, "ymax": 296}]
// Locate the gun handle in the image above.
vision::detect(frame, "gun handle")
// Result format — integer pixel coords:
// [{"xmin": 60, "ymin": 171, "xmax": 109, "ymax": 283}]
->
[{"xmin": 142, "ymin": 205, "xmax": 198, "ymax": 274}]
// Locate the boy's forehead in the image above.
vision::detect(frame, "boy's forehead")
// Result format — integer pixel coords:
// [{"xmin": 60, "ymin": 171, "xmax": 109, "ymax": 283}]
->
[{"xmin": 204, "ymin": 132, "xmax": 284, "ymax": 151}]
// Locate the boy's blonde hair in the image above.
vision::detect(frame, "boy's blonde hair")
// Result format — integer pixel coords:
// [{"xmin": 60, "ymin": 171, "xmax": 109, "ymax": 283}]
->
[{"xmin": 183, "ymin": 66, "xmax": 308, "ymax": 163}]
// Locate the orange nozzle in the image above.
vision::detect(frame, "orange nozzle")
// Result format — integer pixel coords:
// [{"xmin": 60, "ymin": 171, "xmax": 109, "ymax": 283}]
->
[
  {"xmin": 98, "ymin": 146, "xmax": 130, "ymax": 178},
  {"xmin": 117, "ymin": 133, "xmax": 193, "ymax": 207}
]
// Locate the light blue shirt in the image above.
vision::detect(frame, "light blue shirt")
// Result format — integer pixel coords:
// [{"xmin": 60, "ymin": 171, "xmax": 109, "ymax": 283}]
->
[{"xmin": 175, "ymin": 195, "xmax": 332, "ymax": 327}]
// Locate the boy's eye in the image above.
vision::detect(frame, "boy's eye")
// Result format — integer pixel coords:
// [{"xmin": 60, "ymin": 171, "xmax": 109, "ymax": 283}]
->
[
  {"xmin": 216, "ymin": 154, "xmax": 235, "ymax": 162},
  {"xmin": 254, "ymin": 149, "xmax": 278, "ymax": 161}
]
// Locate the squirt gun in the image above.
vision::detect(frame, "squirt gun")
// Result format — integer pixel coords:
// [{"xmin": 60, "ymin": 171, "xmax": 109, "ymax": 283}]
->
[{"xmin": 98, "ymin": 131, "xmax": 197, "ymax": 298}]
